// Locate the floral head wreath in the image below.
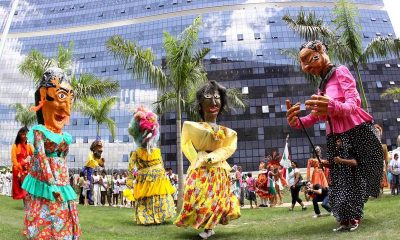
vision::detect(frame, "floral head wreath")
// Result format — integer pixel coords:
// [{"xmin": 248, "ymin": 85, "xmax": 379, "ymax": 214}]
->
[{"xmin": 128, "ymin": 106, "xmax": 160, "ymax": 151}]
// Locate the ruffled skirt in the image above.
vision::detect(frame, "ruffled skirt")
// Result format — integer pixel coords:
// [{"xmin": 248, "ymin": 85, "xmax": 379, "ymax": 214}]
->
[{"xmin": 175, "ymin": 167, "xmax": 240, "ymax": 229}]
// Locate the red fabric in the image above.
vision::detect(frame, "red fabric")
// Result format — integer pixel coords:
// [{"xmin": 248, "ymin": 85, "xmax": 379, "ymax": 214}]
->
[{"xmin": 12, "ymin": 144, "xmax": 32, "ymax": 200}]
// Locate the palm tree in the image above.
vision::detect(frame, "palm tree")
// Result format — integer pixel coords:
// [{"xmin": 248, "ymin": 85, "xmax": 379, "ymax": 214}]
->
[
  {"xmin": 282, "ymin": 0, "xmax": 400, "ymax": 110},
  {"xmin": 107, "ymin": 16, "xmax": 246, "ymax": 211},
  {"xmin": 10, "ymin": 103, "xmax": 36, "ymax": 127},
  {"xmin": 381, "ymin": 87, "xmax": 400, "ymax": 99},
  {"xmin": 18, "ymin": 41, "xmax": 120, "ymax": 100},
  {"xmin": 75, "ymin": 96, "xmax": 117, "ymax": 139}
]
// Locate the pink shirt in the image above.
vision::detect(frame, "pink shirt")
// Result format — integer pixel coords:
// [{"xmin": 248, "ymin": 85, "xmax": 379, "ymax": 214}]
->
[
  {"xmin": 290, "ymin": 65, "xmax": 373, "ymax": 134},
  {"xmin": 246, "ymin": 177, "xmax": 256, "ymax": 191}
]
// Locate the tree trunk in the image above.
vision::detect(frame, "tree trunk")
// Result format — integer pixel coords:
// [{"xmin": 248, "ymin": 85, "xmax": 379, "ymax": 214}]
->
[
  {"xmin": 97, "ymin": 123, "xmax": 100, "ymax": 138},
  {"xmin": 176, "ymin": 91, "xmax": 184, "ymax": 213},
  {"xmin": 353, "ymin": 63, "xmax": 369, "ymax": 111}
]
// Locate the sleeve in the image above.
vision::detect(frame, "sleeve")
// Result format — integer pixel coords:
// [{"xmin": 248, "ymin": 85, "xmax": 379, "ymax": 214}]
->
[
  {"xmin": 181, "ymin": 122, "xmax": 198, "ymax": 164},
  {"xmin": 289, "ymin": 114, "xmax": 320, "ymax": 130},
  {"xmin": 306, "ymin": 159, "xmax": 312, "ymax": 181},
  {"xmin": 127, "ymin": 151, "xmax": 136, "ymax": 188},
  {"xmin": 203, "ymin": 130, "xmax": 237, "ymax": 164},
  {"xmin": 33, "ymin": 130, "xmax": 60, "ymax": 194},
  {"xmin": 328, "ymin": 66, "xmax": 361, "ymax": 117},
  {"xmin": 11, "ymin": 144, "xmax": 20, "ymax": 170}
]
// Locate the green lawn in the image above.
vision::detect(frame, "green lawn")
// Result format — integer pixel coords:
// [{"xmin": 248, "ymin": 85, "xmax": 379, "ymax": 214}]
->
[{"xmin": 0, "ymin": 195, "xmax": 398, "ymax": 240}]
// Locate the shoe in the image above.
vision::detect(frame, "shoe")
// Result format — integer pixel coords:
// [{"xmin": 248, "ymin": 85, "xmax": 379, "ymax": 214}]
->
[
  {"xmin": 302, "ymin": 206, "xmax": 307, "ymax": 211},
  {"xmin": 333, "ymin": 225, "xmax": 349, "ymax": 232},
  {"xmin": 312, "ymin": 214, "xmax": 321, "ymax": 218},
  {"xmin": 349, "ymin": 223, "xmax": 359, "ymax": 231},
  {"xmin": 288, "ymin": 208, "xmax": 293, "ymax": 211},
  {"xmin": 199, "ymin": 230, "xmax": 215, "ymax": 239}
]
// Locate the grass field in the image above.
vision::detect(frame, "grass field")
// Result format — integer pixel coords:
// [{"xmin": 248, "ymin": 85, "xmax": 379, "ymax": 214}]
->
[{"xmin": 0, "ymin": 194, "xmax": 399, "ymax": 240}]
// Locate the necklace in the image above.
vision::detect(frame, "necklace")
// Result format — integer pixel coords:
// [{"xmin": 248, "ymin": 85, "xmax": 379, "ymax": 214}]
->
[{"xmin": 206, "ymin": 122, "xmax": 219, "ymax": 132}]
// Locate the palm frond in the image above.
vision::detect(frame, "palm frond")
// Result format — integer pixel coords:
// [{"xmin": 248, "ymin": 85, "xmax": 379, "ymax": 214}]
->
[
  {"xmin": 360, "ymin": 37, "xmax": 400, "ymax": 63},
  {"xmin": 18, "ymin": 49, "xmax": 48, "ymax": 85},
  {"xmin": 106, "ymin": 35, "xmax": 167, "ymax": 90},
  {"xmin": 104, "ymin": 117, "xmax": 116, "ymax": 139},
  {"xmin": 71, "ymin": 74, "xmax": 120, "ymax": 100},
  {"xmin": 282, "ymin": 9, "xmax": 333, "ymax": 41},
  {"xmin": 153, "ymin": 91, "xmax": 178, "ymax": 115},
  {"xmin": 10, "ymin": 103, "xmax": 37, "ymax": 127},
  {"xmin": 333, "ymin": 0, "xmax": 362, "ymax": 63},
  {"xmin": 226, "ymin": 88, "xmax": 248, "ymax": 113},
  {"xmin": 57, "ymin": 41, "xmax": 74, "ymax": 70},
  {"xmin": 381, "ymin": 87, "xmax": 400, "ymax": 99}
]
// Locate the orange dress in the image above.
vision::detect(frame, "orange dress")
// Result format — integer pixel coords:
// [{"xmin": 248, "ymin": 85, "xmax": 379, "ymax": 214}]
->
[
  {"xmin": 381, "ymin": 144, "xmax": 389, "ymax": 188},
  {"xmin": 306, "ymin": 158, "xmax": 328, "ymax": 188}
]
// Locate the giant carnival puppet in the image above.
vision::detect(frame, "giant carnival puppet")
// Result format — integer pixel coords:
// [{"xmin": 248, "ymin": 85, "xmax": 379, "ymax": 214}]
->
[
  {"xmin": 11, "ymin": 126, "xmax": 33, "ymax": 203},
  {"xmin": 22, "ymin": 67, "xmax": 81, "ymax": 239},
  {"xmin": 175, "ymin": 80, "xmax": 240, "ymax": 239},
  {"xmin": 286, "ymin": 40, "xmax": 383, "ymax": 232},
  {"xmin": 82, "ymin": 139, "xmax": 104, "ymax": 205},
  {"xmin": 125, "ymin": 106, "xmax": 175, "ymax": 225}
]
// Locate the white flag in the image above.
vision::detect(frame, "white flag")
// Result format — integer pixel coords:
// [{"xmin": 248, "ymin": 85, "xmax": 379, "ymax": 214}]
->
[{"xmin": 280, "ymin": 136, "xmax": 291, "ymax": 169}]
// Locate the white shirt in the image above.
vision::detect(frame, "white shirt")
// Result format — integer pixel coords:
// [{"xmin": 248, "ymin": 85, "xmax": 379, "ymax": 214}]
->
[
  {"xmin": 288, "ymin": 168, "xmax": 300, "ymax": 187},
  {"xmin": 390, "ymin": 159, "xmax": 400, "ymax": 175}
]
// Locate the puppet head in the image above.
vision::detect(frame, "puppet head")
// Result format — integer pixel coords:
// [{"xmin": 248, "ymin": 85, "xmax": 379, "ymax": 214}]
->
[
  {"xmin": 128, "ymin": 106, "xmax": 160, "ymax": 150},
  {"xmin": 90, "ymin": 139, "xmax": 103, "ymax": 159},
  {"xmin": 31, "ymin": 67, "xmax": 74, "ymax": 133},
  {"xmin": 196, "ymin": 80, "xmax": 227, "ymax": 122},
  {"xmin": 299, "ymin": 40, "xmax": 332, "ymax": 77}
]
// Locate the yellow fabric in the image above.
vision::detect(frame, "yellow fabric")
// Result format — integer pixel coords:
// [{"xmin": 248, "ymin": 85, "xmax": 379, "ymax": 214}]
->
[
  {"xmin": 181, "ymin": 121, "xmax": 237, "ymax": 172},
  {"xmin": 128, "ymin": 148, "xmax": 175, "ymax": 199},
  {"xmin": 123, "ymin": 188, "xmax": 135, "ymax": 201},
  {"xmin": 174, "ymin": 167, "xmax": 241, "ymax": 229},
  {"xmin": 135, "ymin": 194, "xmax": 175, "ymax": 225},
  {"xmin": 84, "ymin": 153, "xmax": 99, "ymax": 168}
]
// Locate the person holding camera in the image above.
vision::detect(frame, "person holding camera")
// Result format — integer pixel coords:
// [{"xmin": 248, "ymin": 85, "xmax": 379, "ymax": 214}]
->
[{"xmin": 304, "ymin": 181, "xmax": 331, "ymax": 218}]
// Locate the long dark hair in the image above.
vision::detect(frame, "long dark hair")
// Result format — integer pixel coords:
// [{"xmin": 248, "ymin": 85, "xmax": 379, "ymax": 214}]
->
[
  {"xmin": 196, "ymin": 80, "xmax": 227, "ymax": 120},
  {"xmin": 15, "ymin": 126, "xmax": 29, "ymax": 145}
]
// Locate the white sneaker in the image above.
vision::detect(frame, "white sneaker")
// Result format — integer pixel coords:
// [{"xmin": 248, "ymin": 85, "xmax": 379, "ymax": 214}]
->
[
  {"xmin": 198, "ymin": 230, "xmax": 215, "ymax": 239},
  {"xmin": 312, "ymin": 214, "xmax": 321, "ymax": 218}
]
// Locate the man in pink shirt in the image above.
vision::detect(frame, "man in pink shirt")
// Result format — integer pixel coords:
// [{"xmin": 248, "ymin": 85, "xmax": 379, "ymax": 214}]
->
[{"xmin": 286, "ymin": 40, "xmax": 383, "ymax": 232}]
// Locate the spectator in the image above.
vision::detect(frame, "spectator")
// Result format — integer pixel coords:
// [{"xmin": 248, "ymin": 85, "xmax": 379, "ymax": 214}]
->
[
  {"xmin": 246, "ymin": 172, "xmax": 258, "ymax": 209},
  {"xmin": 99, "ymin": 170, "xmax": 108, "ymax": 206},
  {"xmin": 287, "ymin": 161, "xmax": 307, "ymax": 211},
  {"xmin": 389, "ymin": 153, "xmax": 400, "ymax": 195}
]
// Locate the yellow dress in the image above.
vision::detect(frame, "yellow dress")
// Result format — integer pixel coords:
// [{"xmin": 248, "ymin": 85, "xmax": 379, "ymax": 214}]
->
[
  {"xmin": 174, "ymin": 121, "xmax": 241, "ymax": 229},
  {"xmin": 127, "ymin": 147, "xmax": 175, "ymax": 225}
]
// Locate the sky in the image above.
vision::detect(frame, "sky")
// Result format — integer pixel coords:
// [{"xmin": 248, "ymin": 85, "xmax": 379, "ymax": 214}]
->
[{"xmin": 383, "ymin": 0, "xmax": 400, "ymax": 37}]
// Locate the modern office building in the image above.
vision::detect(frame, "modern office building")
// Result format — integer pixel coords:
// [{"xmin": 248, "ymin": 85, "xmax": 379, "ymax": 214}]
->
[{"xmin": 0, "ymin": 0, "xmax": 399, "ymax": 171}]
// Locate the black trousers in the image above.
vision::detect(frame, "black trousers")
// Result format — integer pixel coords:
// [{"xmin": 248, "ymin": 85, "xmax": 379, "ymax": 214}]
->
[
  {"xmin": 101, "ymin": 191, "xmax": 107, "ymax": 205},
  {"xmin": 290, "ymin": 185, "xmax": 303, "ymax": 205},
  {"xmin": 79, "ymin": 187, "xmax": 84, "ymax": 205},
  {"xmin": 313, "ymin": 195, "xmax": 331, "ymax": 215}
]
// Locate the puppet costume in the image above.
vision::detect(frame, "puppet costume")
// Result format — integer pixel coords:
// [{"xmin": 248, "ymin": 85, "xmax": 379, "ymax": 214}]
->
[
  {"xmin": 82, "ymin": 140, "xmax": 104, "ymax": 205},
  {"xmin": 22, "ymin": 126, "xmax": 80, "ymax": 239},
  {"xmin": 174, "ymin": 121, "xmax": 240, "ymax": 229},
  {"xmin": 290, "ymin": 65, "xmax": 383, "ymax": 224},
  {"xmin": 127, "ymin": 147, "xmax": 175, "ymax": 225},
  {"xmin": 22, "ymin": 67, "xmax": 80, "ymax": 239},
  {"xmin": 11, "ymin": 142, "xmax": 33, "ymax": 199},
  {"xmin": 126, "ymin": 107, "xmax": 175, "ymax": 225}
]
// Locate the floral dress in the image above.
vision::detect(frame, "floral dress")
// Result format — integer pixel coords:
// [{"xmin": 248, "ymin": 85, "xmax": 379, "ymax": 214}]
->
[
  {"xmin": 127, "ymin": 147, "xmax": 175, "ymax": 225},
  {"xmin": 175, "ymin": 121, "xmax": 240, "ymax": 230},
  {"xmin": 22, "ymin": 125, "xmax": 80, "ymax": 239}
]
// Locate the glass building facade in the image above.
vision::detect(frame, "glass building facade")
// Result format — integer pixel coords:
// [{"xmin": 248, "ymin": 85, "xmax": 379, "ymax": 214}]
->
[{"xmin": 0, "ymin": 0, "xmax": 399, "ymax": 171}]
